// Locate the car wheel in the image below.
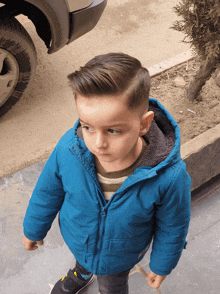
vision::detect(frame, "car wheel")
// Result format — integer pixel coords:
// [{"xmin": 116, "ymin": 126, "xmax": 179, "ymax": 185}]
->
[{"xmin": 0, "ymin": 17, "xmax": 37, "ymax": 117}]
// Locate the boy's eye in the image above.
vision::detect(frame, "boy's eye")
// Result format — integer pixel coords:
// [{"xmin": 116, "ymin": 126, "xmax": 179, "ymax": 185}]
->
[
  {"xmin": 107, "ymin": 129, "xmax": 121, "ymax": 134},
  {"xmin": 82, "ymin": 125, "xmax": 121, "ymax": 134},
  {"xmin": 82, "ymin": 126, "xmax": 92, "ymax": 132}
]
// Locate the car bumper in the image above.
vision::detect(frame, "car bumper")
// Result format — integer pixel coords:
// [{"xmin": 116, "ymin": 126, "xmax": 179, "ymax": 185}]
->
[{"xmin": 68, "ymin": 0, "xmax": 107, "ymax": 44}]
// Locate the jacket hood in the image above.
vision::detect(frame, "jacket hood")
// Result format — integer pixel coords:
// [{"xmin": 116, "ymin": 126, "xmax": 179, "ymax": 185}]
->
[{"xmin": 76, "ymin": 98, "xmax": 181, "ymax": 171}]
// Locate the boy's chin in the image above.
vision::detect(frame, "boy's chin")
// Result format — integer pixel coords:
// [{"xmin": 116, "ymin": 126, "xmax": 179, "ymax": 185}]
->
[
  {"xmin": 95, "ymin": 154, "xmax": 118, "ymax": 164},
  {"xmin": 95, "ymin": 154, "xmax": 113, "ymax": 162}
]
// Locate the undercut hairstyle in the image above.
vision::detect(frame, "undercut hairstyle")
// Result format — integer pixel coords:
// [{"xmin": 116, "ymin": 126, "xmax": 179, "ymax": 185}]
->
[{"xmin": 67, "ymin": 53, "xmax": 151, "ymax": 112}]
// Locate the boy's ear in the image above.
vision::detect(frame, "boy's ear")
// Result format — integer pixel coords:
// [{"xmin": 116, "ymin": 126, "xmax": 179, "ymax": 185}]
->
[{"xmin": 139, "ymin": 111, "xmax": 154, "ymax": 136}]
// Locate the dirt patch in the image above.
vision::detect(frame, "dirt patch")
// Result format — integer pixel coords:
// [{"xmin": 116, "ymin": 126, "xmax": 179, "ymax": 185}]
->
[{"xmin": 150, "ymin": 57, "xmax": 220, "ymax": 144}]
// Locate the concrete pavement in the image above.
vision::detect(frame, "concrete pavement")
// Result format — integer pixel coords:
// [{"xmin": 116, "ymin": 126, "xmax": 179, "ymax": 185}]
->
[{"xmin": 1, "ymin": 161, "xmax": 220, "ymax": 294}]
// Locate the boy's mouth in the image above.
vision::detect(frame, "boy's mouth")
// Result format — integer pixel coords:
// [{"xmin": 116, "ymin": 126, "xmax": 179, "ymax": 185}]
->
[{"xmin": 95, "ymin": 151, "xmax": 111, "ymax": 157}]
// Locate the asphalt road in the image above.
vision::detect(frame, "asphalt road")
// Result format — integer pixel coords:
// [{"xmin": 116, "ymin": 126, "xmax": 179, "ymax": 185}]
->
[{"xmin": 0, "ymin": 0, "xmax": 190, "ymax": 179}]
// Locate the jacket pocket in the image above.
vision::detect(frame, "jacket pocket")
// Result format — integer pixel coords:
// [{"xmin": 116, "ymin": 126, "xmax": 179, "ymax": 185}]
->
[
  {"xmin": 109, "ymin": 232, "xmax": 151, "ymax": 257},
  {"xmin": 107, "ymin": 233, "xmax": 152, "ymax": 273}
]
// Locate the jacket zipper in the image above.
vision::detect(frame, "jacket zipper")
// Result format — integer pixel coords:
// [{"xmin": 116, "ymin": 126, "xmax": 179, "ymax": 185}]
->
[{"xmin": 97, "ymin": 207, "xmax": 106, "ymax": 251}]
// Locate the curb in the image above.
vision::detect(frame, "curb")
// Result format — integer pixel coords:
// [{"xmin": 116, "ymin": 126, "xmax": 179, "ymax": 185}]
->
[
  {"xmin": 148, "ymin": 50, "xmax": 194, "ymax": 77},
  {"xmin": 181, "ymin": 124, "xmax": 220, "ymax": 191},
  {"xmin": 148, "ymin": 50, "xmax": 220, "ymax": 191}
]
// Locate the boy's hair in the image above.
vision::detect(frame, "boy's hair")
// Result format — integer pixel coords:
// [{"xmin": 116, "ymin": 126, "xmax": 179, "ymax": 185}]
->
[{"xmin": 67, "ymin": 53, "xmax": 151, "ymax": 112}]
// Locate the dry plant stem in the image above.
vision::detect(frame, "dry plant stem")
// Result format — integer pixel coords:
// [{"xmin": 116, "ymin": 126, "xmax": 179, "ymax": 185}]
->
[
  {"xmin": 186, "ymin": 56, "xmax": 217, "ymax": 101},
  {"xmin": 135, "ymin": 264, "xmax": 162, "ymax": 294}
]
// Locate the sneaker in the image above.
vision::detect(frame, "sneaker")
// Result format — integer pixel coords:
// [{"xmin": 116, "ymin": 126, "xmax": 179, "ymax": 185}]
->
[{"xmin": 51, "ymin": 269, "xmax": 95, "ymax": 294}]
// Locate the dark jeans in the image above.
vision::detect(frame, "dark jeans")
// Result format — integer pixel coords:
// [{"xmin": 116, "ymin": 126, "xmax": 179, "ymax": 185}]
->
[{"xmin": 75, "ymin": 261, "xmax": 131, "ymax": 294}]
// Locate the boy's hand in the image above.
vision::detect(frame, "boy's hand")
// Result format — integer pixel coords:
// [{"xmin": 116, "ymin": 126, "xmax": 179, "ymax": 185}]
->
[
  {"xmin": 145, "ymin": 271, "xmax": 166, "ymax": 289},
  {"xmin": 23, "ymin": 234, "xmax": 44, "ymax": 251}
]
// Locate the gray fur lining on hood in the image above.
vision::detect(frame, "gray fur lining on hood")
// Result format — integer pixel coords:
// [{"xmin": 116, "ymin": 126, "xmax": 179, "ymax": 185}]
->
[
  {"xmin": 76, "ymin": 103, "xmax": 175, "ymax": 168},
  {"xmin": 137, "ymin": 104, "xmax": 175, "ymax": 168}
]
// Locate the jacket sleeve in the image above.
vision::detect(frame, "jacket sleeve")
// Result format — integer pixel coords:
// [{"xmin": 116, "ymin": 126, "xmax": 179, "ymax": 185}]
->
[
  {"xmin": 23, "ymin": 146, "xmax": 65, "ymax": 241},
  {"xmin": 149, "ymin": 161, "xmax": 191, "ymax": 276}
]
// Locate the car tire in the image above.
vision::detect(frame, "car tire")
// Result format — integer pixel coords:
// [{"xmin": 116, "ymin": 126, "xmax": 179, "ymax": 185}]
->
[{"xmin": 0, "ymin": 17, "xmax": 37, "ymax": 117}]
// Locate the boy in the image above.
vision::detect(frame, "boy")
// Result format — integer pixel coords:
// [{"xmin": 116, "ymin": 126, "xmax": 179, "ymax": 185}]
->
[{"xmin": 23, "ymin": 53, "xmax": 191, "ymax": 294}]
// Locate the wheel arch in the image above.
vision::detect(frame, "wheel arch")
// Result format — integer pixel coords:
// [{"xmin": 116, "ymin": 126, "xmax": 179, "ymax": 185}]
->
[{"xmin": 0, "ymin": 0, "xmax": 70, "ymax": 54}]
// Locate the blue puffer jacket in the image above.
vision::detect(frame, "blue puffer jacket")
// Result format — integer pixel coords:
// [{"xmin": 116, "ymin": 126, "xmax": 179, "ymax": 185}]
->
[{"xmin": 23, "ymin": 98, "xmax": 191, "ymax": 276}]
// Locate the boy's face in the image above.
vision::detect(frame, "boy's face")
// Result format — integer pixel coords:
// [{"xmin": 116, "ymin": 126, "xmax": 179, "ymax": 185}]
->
[{"xmin": 76, "ymin": 93, "xmax": 153, "ymax": 171}]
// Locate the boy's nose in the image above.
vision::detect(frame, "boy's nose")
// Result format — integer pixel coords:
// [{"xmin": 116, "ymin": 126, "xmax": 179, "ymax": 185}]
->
[{"xmin": 95, "ymin": 133, "xmax": 107, "ymax": 149}]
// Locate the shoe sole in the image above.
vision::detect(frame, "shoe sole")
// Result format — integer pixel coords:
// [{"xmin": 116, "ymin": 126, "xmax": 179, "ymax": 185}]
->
[{"xmin": 76, "ymin": 275, "xmax": 95, "ymax": 294}]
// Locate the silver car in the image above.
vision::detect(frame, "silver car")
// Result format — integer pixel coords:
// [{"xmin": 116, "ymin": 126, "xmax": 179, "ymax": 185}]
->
[{"xmin": 0, "ymin": 0, "xmax": 107, "ymax": 116}]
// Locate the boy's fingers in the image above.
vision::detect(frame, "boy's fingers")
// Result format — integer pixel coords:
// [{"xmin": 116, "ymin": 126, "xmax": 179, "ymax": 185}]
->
[
  {"xmin": 26, "ymin": 241, "xmax": 43, "ymax": 250},
  {"xmin": 25, "ymin": 241, "xmax": 38, "ymax": 251},
  {"xmin": 23, "ymin": 235, "xmax": 44, "ymax": 251},
  {"xmin": 152, "ymin": 280, "xmax": 161, "ymax": 289},
  {"xmin": 37, "ymin": 240, "xmax": 44, "ymax": 246},
  {"xmin": 146, "ymin": 276, "xmax": 156, "ymax": 288},
  {"xmin": 145, "ymin": 272, "xmax": 166, "ymax": 289},
  {"xmin": 145, "ymin": 275, "xmax": 155, "ymax": 288}
]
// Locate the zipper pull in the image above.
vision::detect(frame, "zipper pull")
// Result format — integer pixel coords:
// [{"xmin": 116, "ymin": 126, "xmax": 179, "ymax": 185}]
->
[{"xmin": 101, "ymin": 207, "xmax": 106, "ymax": 216}]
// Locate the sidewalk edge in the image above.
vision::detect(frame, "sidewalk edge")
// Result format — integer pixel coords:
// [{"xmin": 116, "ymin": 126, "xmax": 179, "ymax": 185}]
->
[
  {"xmin": 181, "ymin": 124, "xmax": 220, "ymax": 191},
  {"xmin": 148, "ymin": 50, "xmax": 194, "ymax": 77}
]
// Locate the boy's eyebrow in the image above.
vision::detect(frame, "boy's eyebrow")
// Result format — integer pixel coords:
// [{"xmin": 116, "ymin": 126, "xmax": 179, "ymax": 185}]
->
[{"xmin": 79, "ymin": 118, "xmax": 127, "ymax": 128}]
